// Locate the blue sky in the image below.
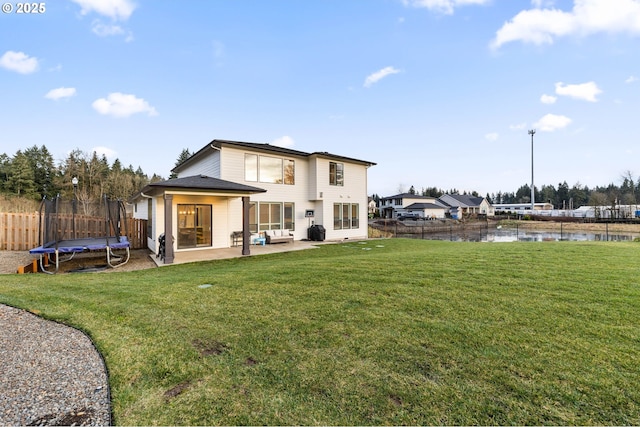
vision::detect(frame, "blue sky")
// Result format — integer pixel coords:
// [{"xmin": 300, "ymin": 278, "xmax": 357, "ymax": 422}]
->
[{"xmin": 1, "ymin": 0, "xmax": 639, "ymax": 198}]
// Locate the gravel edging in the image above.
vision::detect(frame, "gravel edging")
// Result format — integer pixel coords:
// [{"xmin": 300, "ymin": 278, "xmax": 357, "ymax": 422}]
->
[{"xmin": 0, "ymin": 304, "xmax": 111, "ymax": 426}]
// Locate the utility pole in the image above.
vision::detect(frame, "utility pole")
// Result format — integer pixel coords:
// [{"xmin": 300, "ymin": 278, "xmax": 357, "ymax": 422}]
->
[{"xmin": 528, "ymin": 129, "xmax": 536, "ymax": 212}]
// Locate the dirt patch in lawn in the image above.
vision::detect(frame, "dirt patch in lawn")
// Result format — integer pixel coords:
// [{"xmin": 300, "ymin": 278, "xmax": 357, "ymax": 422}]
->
[{"xmin": 0, "ymin": 249, "xmax": 157, "ymax": 274}]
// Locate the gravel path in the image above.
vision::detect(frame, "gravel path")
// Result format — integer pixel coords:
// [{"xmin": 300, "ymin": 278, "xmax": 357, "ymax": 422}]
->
[{"xmin": 0, "ymin": 304, "xmax": 111, "ymax": 426}]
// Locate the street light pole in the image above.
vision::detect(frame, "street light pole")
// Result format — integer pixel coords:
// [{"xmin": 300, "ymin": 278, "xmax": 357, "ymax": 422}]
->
[
  {"xmin": 528, "ymin": 129, "xmax": 536, "ymax": 212},
  {"xmin": 72, "ymin": 177, "xmax": 78, "ymax": 239}
]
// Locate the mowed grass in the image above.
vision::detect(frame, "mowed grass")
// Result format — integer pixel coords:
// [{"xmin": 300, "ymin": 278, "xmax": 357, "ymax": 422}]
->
[{"xmin": 1, "ymin": 239, "xmax": 640, "ymax": 425}]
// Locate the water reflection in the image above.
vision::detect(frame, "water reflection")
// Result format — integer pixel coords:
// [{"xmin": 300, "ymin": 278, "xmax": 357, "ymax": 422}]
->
[{"xmin": 400, "ymin": 227, "xmax": 640, "ymax": 242}]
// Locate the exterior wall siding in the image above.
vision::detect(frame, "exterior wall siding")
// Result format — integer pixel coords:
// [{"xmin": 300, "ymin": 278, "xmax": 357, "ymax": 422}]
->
[
  {"xmin": 164, "ymin": 144, "xmax": 372, "ymax": 244},
  {"xmin": 220, "ymin": 146, "xmax": 318, "ymax": 240},
  {"xmin": 177, "ymin": 150, "xmax": 220, "ymax": 178},
  {"xmin": 312, "ymin": 156, "xmax": 369, "ymax": 240}
]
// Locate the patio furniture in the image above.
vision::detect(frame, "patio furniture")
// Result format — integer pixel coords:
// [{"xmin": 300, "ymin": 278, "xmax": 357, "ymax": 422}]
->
[
  {"xmin": 264, "ymin": 229, "xmax": 294, "ymax": 244},
  {"xmin": 231, "ymin": 231, "xmax": 243, "ymax": 246}
]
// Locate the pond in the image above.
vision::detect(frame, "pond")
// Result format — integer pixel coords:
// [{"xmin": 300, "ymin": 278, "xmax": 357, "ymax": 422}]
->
[{"xmin": 399, "ymin": 227, "xmax": 640, "ymax": 242}]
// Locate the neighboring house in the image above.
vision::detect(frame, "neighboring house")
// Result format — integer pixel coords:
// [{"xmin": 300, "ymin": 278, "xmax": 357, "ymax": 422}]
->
[
  {"xmin": 404, "ymin": 202, "xmax": 448, "ymax": 219},
  {"xmin": 368, "ymin": 197, "xmax": 378, "ymax": 217},
  {"xmin": 130, "ymin": 139, "xmax": 375, "ymax": 263},
  {"xmin": 437, "ymin": 194, "xmax": 495, "ymax": 219},
  {"xmin": 379, "ymin": 193, "xmax": 444, "ymax": 218}
]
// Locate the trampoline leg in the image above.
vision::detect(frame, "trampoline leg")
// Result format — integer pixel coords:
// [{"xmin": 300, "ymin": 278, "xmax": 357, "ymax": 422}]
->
[
  {"xmin": 39, "ymin": 255, "xmax": 54, "ymax": 275},
  {"xmin": 107, "ymin": 247, "xmax": 130, "ymax": 268}
]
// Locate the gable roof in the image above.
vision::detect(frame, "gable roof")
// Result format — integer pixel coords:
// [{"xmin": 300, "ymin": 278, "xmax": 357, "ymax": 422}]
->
[
  {"xmin": 173, "ymin": 139, "xmax": 376, "ymax": 173},
  {"xmin": 405, "ymin": 202, "xmax": 446, "ymax": 210},
  {"xmin": 438, "ymin": 194, "xmax": 485, "ymax": 208},
  {"xmin": 132, "ymin": 175, "xmax": 266, "ymax": 200}
]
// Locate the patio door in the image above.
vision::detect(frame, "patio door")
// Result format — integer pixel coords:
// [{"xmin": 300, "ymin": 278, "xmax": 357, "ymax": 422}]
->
[{"xmin": 177, "ymin": 204, "xmax": 212, "ymax": 249}]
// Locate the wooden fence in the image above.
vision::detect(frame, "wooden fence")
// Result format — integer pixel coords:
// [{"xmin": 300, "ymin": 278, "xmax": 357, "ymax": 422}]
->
[{"xmin": 0, "ymin": 213, "xmax": 147, "ymax": 251}]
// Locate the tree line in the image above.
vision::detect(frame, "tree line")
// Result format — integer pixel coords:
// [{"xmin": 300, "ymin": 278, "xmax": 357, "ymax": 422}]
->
[
  {"xmin": 3, "ymin": 145, "xmax": 637, "ymax": 211},
  {"xmin": 0, "ymin": 145, "xmax": 164, "ymax": 203},
  {"xmin": 491, "ymin": 174, "xmax": 639, "ymax": 208},
  {"xmin": 372, "ymin": 172, "xmax": 639, "ymax": 210}
]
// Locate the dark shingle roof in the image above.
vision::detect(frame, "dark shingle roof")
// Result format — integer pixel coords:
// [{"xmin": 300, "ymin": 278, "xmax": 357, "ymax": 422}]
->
[
  {"xmin": 439, "ymin": 194, "xmax": 484, "ymax": 207},
  {"xmin": 137, "ymin": 175, "xmax": 266, "ymax": 197},
  {"xmin": 405, "ymin": 202, "xmax": 446, "ymax": 210},
  {"xmin": 173, "ymin": 139, "xmax": 376, "ymax": 173}
]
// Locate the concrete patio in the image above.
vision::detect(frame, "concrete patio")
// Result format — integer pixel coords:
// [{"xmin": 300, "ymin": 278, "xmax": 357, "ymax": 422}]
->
[{"xmin": 150, "ymin": 240, "xmax": 327, "ymax": 267}]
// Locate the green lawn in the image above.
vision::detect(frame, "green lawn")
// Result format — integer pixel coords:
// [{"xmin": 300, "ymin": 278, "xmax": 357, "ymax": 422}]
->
[{"xmin": 1, "ymin": 239, "xmax": 639, "ymax": 425}]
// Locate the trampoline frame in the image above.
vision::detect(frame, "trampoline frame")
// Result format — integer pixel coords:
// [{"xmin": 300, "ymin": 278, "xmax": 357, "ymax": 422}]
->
[{"xmin": 29, "ymin": 195, "xmax": 130, "ymax": 274}]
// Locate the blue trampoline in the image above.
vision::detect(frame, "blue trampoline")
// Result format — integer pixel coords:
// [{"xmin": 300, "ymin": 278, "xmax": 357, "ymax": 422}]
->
[{"xmin": 30, "ymin": 195, "xmax": 130, "ymax": 273}]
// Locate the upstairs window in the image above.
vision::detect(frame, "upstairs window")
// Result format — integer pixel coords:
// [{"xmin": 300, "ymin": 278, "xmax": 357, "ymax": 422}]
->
[
  {"xmin": 284, "ymin": 160, "xmax": 295, "ymax": 185},
  {"xmin": 259, "ymin": 156, "xmax": 283, "ymax": 184},
  {"xmin": 329, "ymin": 162, "xmax": 344, "ymax": 186},
  {"xmin": 245, "ymin": 154, "xmax": 258, "ymax": 181},
  {"xmin": 245, "ymin": 154, "xmax": 295, "ymax": 185}
]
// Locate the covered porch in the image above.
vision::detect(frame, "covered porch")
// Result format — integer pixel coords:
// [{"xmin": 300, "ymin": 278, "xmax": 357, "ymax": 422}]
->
[{"xmin": 134, "ymin": 175, "xmax": 268, "ymax": 264}]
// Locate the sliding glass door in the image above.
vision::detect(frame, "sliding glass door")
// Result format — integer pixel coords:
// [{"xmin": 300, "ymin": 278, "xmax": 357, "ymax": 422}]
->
[{"xmin": 177, "ymin": 204, "xmax": 212, "ymax": 249}]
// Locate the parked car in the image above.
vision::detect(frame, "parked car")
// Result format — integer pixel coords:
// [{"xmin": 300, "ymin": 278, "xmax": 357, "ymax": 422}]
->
[{"xmin": 397, "ymin": 214, "xmax": 420, "ymax": 221}]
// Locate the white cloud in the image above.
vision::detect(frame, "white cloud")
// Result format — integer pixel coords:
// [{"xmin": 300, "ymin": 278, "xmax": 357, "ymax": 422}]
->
[
  {"xmin": 534, "ymin": 113, "xmax": 572, "ymax": 131},
  {"xmin": 45, "ymin": 87, "xmax": 77, "ymax": 100},
  {"xmin": 485, "ymin": 132, "xmax": 499, "ymax": 141},
  {"xmin": 364, "ymin": 66, "xmax": 401, "ymax": 88},
  {"xmin": 510, "ymin": 122, "xmax": 527, "ymax": 131},
  {"xmin": 271, "ymin": 136, "xmax": 295, "ymax": 148},
  {"xmin": 555, "ymin": 81, "xmax": 602, "ymax": 102},
  {"xmin": 402, "ymin": 0, "xmax": 490, "ymax": 15},
  {"xmin": 92, "ymin": 146, "xmax": 117, "ymax": 159},
  {"xmin": 540, "ymin": 94, "xmax": 557, "ymax": 104},
  {"xmin": 491, "ymin": 0, "xmax": 640, "ymax": 50},
  {"xmin": 71, "ymin": 0, "xmax": 136, "ymax": 20},
  {"xmin": 625, "ymin": 75, "xmax": 638, "ymax": 83},
  {"xmin": 0, "ymin": 51, "xmax": 39, "ymax": 74},
  {"xmin": 92, "ymin": 21, "xmax": 125, "ymax": 36},
  {"xmin": 92, "ymin": 92, "xmax": 158, "ymax": 118}
]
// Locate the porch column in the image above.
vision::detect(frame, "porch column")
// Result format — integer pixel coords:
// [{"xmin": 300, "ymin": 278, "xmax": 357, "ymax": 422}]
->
[
  {"xmin": 242, "ymin": 196, "xmax": 250, "ymax": 256},
  {"xmin": 164, "ymin": 193, "xmax": 174, "ymax": 264}
]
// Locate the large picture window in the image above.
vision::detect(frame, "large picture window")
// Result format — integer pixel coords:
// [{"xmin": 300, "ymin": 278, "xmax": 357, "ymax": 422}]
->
[
  {"xmin": 329, "ymin": 162, "xmax": 344, "ymax": 186},
  {"xmin": 177, "ymin": 204, "xmax": 212, "ymax": 249},
  {"xmin": 333, "ymin": 203, "xmax": 359, "ymax": 230},
  {"xmin": 249, "ymin": 202, "xmax": 295, "ymax": 232},
  {"xmin": 260, "ymin": 156, "xmax": 283, "ymax": 184},
  {"xmin": 244, "ymin": 154, "xmax": 295, "ymax": 185}
]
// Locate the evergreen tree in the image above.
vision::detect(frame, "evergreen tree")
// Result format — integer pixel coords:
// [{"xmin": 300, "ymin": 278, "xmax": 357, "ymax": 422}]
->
[
  {"xmin": 0, "ymin": 153, "xmax": 9, "ymax": 192},
  {"xmin": 556, "ymin": 181, "xmax": 570, "ymax": 209},
  {"xmin": 7, "ymin": 151, "xmax": 37, "ymax": 197},
  {"xmin": 169, "ymin": 148, "xmax": 192, "ymax": 179},
  {"xmin": 23, "ymin": 145, "xmax": 58, "ymax": 198}
]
